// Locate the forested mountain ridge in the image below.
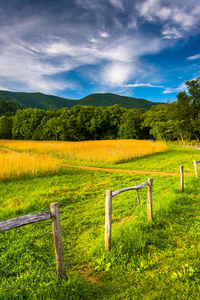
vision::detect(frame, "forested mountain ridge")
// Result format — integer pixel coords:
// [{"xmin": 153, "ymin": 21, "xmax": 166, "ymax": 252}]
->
[
  {"xmin": 78, "ymin": 93, "xmax": 163, "ymax": 110},
  {"xmin": 0, "ymin": 100, "xmax": 25, "ymax": 117},
  {"xmin": 0, "ymin": 90, "xmax": 163, "ymax": 111},
  {"xmin": 1, "ymin": 77, "xmax": 200, "ymax": 141}
]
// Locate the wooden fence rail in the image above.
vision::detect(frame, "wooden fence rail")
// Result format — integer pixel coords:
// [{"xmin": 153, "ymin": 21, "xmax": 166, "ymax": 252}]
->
[
  {"xmin": 105, "ymin": 178, "xmax": 153, "ymax": 251},
  {"xmin": 0, "ymin": 202, "xmax": 67, "ymax": 281},
  {"xmin": 0, "ymin": 211, "xmax": 51, "ymax": 232}
]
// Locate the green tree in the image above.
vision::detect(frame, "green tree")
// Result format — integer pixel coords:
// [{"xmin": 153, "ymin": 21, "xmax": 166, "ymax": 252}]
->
[
  {"xmin": 185, "ymin": 77, "xmax": 200, "ymax": 119},
  {"xmin": 58, "ymin": 107, "xmax": 84, "ymax": 141},
  {"xmin": 33, "ymin": 111, "xmax": 60, "ymax": 140},
  {"xmin": 12, "ymin": 108, "xmax": 46, "ymax": 140},
  {"xmin": 70, "ymin": 106, "xmax": 96, "ymax": 140},
  {"xmin": 143, "ymin": 103, "xmax": 177, "ymax": 140},
  {"xmin": 89, "ymin": 107, "xmax": 105, "ymax": 140},
  {"xmin": 0, "ymin": 116, "xmax": 13, "ymax": 139},
  {"xmin": 42, "ymin": 117, "xmax": 62, "ymax": 141},
  {"xmin": 118, "ymin": 109, "xmax": 146, "ymax": 139},
  {"xmin": 175, "ymin": 91, "xmax": 192, "ymax": 140},
  {"xmin": 190, "ymin": 119, "xmax": 200, "ymax": 141}
]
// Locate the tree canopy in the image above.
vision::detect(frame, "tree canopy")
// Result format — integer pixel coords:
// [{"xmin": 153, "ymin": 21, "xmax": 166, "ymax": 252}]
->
[{"xmin": 0, "ymin": 77, "xmax": 200, "ymax": 141}]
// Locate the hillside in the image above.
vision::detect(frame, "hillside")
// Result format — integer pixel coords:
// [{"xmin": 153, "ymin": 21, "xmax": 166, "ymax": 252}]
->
[
  {"xmin": 0, "ymin": 90, "xmax": 163, "ymax": 111},
  {"xmin": 0, "ymin": 100, "xmax": 25, "ymax": 117}
]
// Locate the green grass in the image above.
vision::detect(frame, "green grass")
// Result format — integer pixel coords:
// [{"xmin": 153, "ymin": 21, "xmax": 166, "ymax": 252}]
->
[
  {"xmin": 1, "ymin": 145, "xmax": 200, "ymax": 299},
  {"xmin": 2, "ymin": 142, "xmax": 200, "ymax": 173},
  {"xmin": 45, "ymin": 144, "xmax": 200, "ymax": 174}
]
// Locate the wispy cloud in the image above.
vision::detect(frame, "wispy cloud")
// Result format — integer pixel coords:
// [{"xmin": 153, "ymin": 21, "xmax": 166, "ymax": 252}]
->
[
  {"xmin": 137, "ymin": 0, "xmax": 200, "ymax": 39},
  {"xmin": 109, "ymin": 0, "xmax": 124, "ymax": 11},
  {"xmin": 125, "ymin": 83, "xmax": 164, "ymax": 88},
  {"xmin": 162, "ymin": 82, "xmax": 187, "ymax": 94},
  {"xmin": 0, "ymin": 0, "xmax": 199, "ymax": 100},
  {"xmin": 187, "ymin": 54, "xmax": 200, "ymax": 61}
]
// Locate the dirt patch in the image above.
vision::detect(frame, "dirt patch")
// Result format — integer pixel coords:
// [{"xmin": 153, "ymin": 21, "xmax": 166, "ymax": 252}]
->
[
  {"xmin": 73, "ymin": 265, "xmax": 98, "ymax": 284},
  {"xmin": 57, "ymin": 162, "xmax": 191, "ymax": 176},
  {"xmin": 0, "ymin": 147, "xmax": 18, "ymax": 153}
]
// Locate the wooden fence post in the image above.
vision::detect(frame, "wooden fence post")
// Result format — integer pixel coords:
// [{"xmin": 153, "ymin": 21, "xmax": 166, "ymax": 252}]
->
[
  {"xmin": 147, "ymin": 178, "xmax": 153, "ymax": 221},
  {"xmin": 193, "ymin": 160, "xmax": 198, "ymax": 178},
  {"xmin": 180, "ymin": 166, "xmax": 184, "ymax": 191},
  {"xmin": 50, "ymin": 202, "xmax": 67, "ymax": 280},
  {"xmin": 105, "ymin": 190, "xmax": 112, "ymax": 251},
  {"xmin": 136, "ymin": 189, "xmax": 141, "ymax": 207}
]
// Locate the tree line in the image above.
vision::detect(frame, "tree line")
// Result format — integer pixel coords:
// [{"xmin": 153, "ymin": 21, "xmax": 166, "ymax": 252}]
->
[{"xmin": 0, "ymin": 77, "xmax": 200, "ymax": 141}]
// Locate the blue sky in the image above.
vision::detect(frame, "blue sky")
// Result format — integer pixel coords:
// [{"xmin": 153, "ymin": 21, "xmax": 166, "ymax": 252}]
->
[{"xmin": 0, "ymin": 0, "xmax": 200, "ymax": 103}]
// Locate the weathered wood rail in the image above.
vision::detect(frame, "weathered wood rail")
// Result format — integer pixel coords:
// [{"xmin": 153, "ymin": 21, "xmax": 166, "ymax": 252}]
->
[
  {"xmin": 0, "ymin": 211, "xmax": 52, "ymax": 232},
  {"xmin": 0, "ymin": 202, "xmax": 67, "ymax": 280},
  {"xmin": 105, "ymin": 178, "xmax": 153, "ymax": 251}
]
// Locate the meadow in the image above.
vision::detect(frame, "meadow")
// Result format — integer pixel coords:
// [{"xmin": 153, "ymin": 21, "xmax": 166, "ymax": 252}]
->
[
  {"xmin": 0, "ymin": 140, "xmax": 200, "ymax": 299},
  {"xmin": 0, "ymin": 139, "xmax": 167, "ymax": 166}
]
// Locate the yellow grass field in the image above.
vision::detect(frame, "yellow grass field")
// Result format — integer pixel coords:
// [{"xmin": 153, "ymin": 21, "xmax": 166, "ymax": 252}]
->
[
  {"xmin": 0, "ymin": 140, "xmax": 168, "ymax": 179},
  {"xmin": 0, "ymin": 149, "xmax": 59, "ymax": 180}
]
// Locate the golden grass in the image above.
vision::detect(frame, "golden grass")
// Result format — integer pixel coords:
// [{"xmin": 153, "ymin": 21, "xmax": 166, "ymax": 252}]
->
[
  {"xmin": 0, "ymin": 139, "xmax": 168, "ymax": 165},
  {"xmin": 0, "ymin": 150, "xmax": 59, "ymax": 180}
]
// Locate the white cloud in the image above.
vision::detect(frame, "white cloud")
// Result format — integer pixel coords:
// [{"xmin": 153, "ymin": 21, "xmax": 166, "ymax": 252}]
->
[
  {"xmin": 137, "ymin": 0, "xmax": 159, "ymax": 21},
  {"xmin": 0, "ymin": 0, "xmax": 199, "ymax": 97},
  {"xmin": 100, "ymin": 32, "xmax": 110, "ymax": 38},
  {"xmin": 103, "ymin": 62, "xmax": 133, "ymax": 85},
  {"xmin": 162, "ymin": 27, "xmax": 183, "ymax": 39},
  {"xmin": 125, "ymin": 83, "xmax": 164, "ymax": 88},
  {"xmin": 0, "ymin": 24, "xmax": 166, "ymax": 93},
  {"xmin": 163, "ymin": 82, "xmax": 187, "ymax": 94},
  {"xmin": 128, "ymin": 17, "xmax": 138, "ymax": 30},
  {"xmin": 157, "ymin": 7, "xmax": 171, "ymax": 20},
  {"xmin": 109, "ymin": 0, "xmax": 124, "ymax": 11},
  {"xmin": 90, "ymin": 38, "xmax": 101, "ymax": 43},
  {"xmin": 187, "ymin": 54, "xmax": 200, "ymax": 61},
  {"xmin": 137, "ymin": 0, "xmax": 200, "ymax": 38}
]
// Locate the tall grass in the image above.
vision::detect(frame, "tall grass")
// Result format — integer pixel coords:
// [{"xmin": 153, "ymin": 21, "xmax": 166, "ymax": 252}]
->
[
  {"xmin": 0, "ymin": 139, "xmax": 168, "ymax": 164},
  {"xmin": 0, "ymin": 150, "xmax": 59, "ymax": 180}
]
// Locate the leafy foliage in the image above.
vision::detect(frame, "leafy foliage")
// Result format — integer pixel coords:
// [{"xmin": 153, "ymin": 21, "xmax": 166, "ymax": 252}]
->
[{"xmin": 143, "ymin": 77, "xmax": 200, "ymax": 140}]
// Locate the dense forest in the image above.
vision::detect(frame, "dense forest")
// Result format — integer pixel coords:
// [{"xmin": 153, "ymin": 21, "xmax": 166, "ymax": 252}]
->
[{"xmin": 0, "ymin": 78, "xmax": 200, "ymax": 141}]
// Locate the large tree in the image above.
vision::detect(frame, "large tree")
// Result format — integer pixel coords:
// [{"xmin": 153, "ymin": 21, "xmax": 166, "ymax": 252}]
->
[
  {"xmin": 12, "ymin": 108, "xmax": 46, "ymax": 140},
  {"xmin": 118, "ymin": 108, "xmax": 146, "ymax": 139},
  {"xmin": 185, "ymin": 77, "xmax": 200, "ymax": 119},
  {"xmin": 0, "ymin": 116, "xmax": 13, "ymax": 139}
]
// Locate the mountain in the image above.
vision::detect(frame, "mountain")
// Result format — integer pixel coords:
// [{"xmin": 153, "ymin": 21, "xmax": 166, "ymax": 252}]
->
[
  {"xmin": 0, "ymin": 90, "xmax": 163, "ymax": 111},
  {"xmin": 0, "ymin": 100, "xmax": 25, "ymax": 117}
]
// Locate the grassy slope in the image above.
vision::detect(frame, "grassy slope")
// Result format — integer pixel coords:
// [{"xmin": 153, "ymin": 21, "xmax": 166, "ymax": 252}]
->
[{"xmin": 1, "ymin": 146, "xmax": 200, "ymax": 299}]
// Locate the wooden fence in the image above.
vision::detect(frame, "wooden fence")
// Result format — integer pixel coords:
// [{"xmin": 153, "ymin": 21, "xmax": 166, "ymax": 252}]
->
[
  {"xmin": 193, "ymin": 160, "xmax": 200, "ymax": 178},
  {"xmin": 0, "ymin": 202, "xmax": 67, "ymax": 280},
  {"xmin": 105, "ymin": 178, "xmax": 153, "ymax": 251},
  {"xmin": 178, "ymin": 141, "xmax": 198, "ymax": 148}
]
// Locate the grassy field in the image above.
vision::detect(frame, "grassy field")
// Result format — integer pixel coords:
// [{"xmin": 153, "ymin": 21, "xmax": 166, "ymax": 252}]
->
[
  {"xmin": 0, "ymin": 139, "xmax": 167, "ymax": 166},
  {"xmin": 1, "ymin": 141, "xmax": 200, "ymax": 299}
]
